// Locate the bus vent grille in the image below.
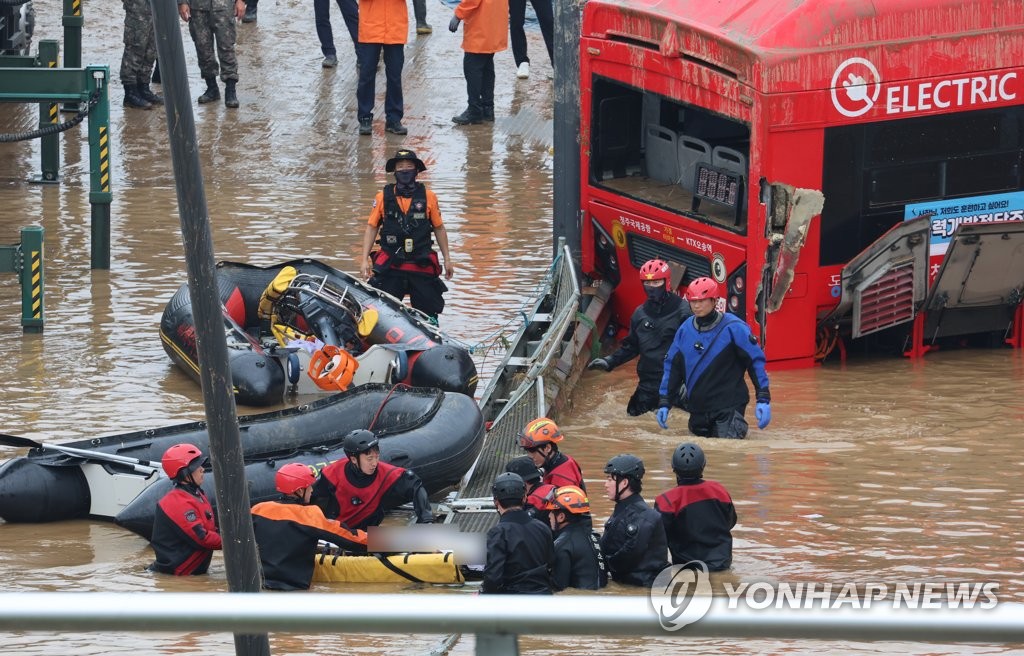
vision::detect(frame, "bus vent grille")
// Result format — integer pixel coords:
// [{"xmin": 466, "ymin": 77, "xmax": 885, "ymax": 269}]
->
[
  {"xmin": 855, "ymin": 264, "xmax": 916, "ymax": 338},
  {"xmin": 626, "ymin": 233, "xmax": 712, "ymax": 280}
]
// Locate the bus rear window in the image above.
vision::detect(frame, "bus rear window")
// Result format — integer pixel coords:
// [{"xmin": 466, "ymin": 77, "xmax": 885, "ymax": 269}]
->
[{"xmin": 588, "ymin": 76, "xmax": 751, "ymax": 232}]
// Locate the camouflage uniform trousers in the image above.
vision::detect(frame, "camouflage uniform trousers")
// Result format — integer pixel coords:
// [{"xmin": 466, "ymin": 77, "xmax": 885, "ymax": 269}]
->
[
  {"xmin": 120, "ymin": 0, "xmax": 157, "ymax": 84},
  {"xmin": 187, "ymin": 7, "xmax": 239, "ymax": 81}
]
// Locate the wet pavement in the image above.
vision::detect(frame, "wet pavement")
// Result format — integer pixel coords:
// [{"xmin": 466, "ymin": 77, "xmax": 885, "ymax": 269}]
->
[{"xmin": 0, "ymin": 1, "xmax": 1023, "ymax": 654}]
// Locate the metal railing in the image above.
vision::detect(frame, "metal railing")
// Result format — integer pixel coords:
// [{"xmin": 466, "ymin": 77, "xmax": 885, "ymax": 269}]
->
[{"xmin": 0, "ymin": 593, "xmax": 1020, "ymax": 655}]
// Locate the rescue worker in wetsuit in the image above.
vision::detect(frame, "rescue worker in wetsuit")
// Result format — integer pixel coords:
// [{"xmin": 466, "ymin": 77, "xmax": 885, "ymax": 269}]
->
[
  {"xmin": 505, "ymin": 455, "xmax": 556, "ymax": 523},
  {"xmin": 588, "ymin": 259, "xmax": 691, "ymax": 416},
  {"xmin": 311, "ymin": 429, "xmax": 434, "ymax": 530},
  {"xmin": 657, "ymin": 277, "xmax": 772, "ymax": 439},
  {"xmin": 544, "ymin": 485, "xmax": 606, "ymax": 591},
  {"xmin": 654, "ymin": 442, "xmax": 736, "ymax": 571},
  {"xmin": 518, "ymin": 417, "xmax": 585, "ymax": 491},
  {"xmin": 599, "ymin": 454, "xmax": 669, "ymax": 587},
  {"xmin": 481, "ymin": 472, "xmax": 553, "ymax": 594},
  {"xmin": 358, "ymin": 148, "xmax": 454, "ymax": 324},
  {"xmin": 149, "ymin": 443, "xmax": 222, "ymax": 576},
  {"xmin": 251, "ymin": 463, "xmax": 369, "ymax": 590}
]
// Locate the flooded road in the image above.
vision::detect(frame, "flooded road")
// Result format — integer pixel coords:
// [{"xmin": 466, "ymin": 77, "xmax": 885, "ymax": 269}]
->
[{"xmin": 1, "ymin": 0, "xmax": 1023, "ymax": 654}]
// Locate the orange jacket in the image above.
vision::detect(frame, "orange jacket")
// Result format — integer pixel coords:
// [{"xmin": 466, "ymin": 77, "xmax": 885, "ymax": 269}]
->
[
  {"xmin": 358, "ymin": 0, "xmax": 408, "ymax": 45},
  {"xmin": 455, "ymin": 0, "xmax": 508, "ymax": 54}
]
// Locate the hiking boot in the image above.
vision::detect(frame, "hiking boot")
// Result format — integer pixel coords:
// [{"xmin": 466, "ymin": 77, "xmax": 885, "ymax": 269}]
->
[
  {"xmin": 385, "ymin": 121, "xmax": 408, "ymax": 135},
  {"xmin": 358, "ymin": 117, "xmax": 372, "ymax": 135},
  {"xmin": 123, "ymin": 84, "xmax": 152, "ymax": 110},
  {"xmin": 416, "ymin": 22, "xmax": 432, "ymax": 34},
  {"xmin": 322, "ymin": 54, "xmax": 338, "ymax": 68},
  {"xmin": 452, "ymin": 108, "xmax": 483, "ymax": 125},
  {"xmin": 197, "ymin": 77, "xmax": 220, "ymax": 104},
  {"xmin": 224, "ymin": 81, "xmax": 239, "ymax": 108},
  {"xmin": 138, "ymin": 79, "xmax": 163, "ymax": 105},
  {"xmin": 516, "ymin": 61, "xmax": 530, "ymax": 79},
  {"xmin": 242, "ymin": 3, "xmax": 257, "ymax": 22}
]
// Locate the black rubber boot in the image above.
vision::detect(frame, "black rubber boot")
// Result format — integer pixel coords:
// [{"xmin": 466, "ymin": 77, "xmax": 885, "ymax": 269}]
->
[
  {"xmin": 123, "ymin": 83, "xmax": 152, "ymax": 110},
  {"xmin": 242, "ymin": 3, "xmax": 257, "ymax": 22},
  {"xmin": 138, "ymin": 78, "xmax": 164, "ymax": 105},
  {"xmin": 224, "ymin": 81, "xmax": 239, "ymax": 108},
  {"xmin": 197, "ymin": 77, "xmax": 220, "ymax": 104}
]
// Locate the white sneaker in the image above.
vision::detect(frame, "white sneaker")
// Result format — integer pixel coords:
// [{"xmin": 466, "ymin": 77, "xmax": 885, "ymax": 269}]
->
[{"xmin": 517, "ymin": 62, "xmax": 530, "ymax": 79}]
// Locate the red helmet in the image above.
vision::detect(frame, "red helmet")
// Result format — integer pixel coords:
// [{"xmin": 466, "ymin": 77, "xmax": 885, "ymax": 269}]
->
[
  {"xmin": 639, "ymin": 259, "xmax": 671, "ymax": 288},
  {"xmin": 686, "ymin": 277, "xmax": 720, "ymax": 300},
  {"xmin": 161, "ymin": 443, "xmax": 204, "ymax": 479},
  {"xmin": 276, "ymin": 463, "xmax": 316, "ymax": 494},
  {"xmin": 519, "ymin": 417, "xmax": 563, "ymax": 449},
  {"xmin": 543, "ymin": 486, "xmax": 590, "ymax": 515}
]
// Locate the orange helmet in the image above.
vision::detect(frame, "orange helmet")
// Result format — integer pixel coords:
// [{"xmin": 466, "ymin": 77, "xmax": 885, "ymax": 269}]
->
[
  {"xmin": 686, "ymin": 276, "xmax": 720, "ymax": 300},
  {"xmin": 639, "ymin": 259, "xmax": 671, "ymax": 289},
  {"xmin": 518, "ymin": 417, "xmax": 563, "ymax": 449},
  {"xmin": 275, "ymin": 463, "xmax": 316, "ymax": 494},
  {"xmin": 544, "ymin": 486, "xmax": 590, "ymax": 515},
  {"xmin": 161, "ymin": 443, "xmax": 204, "ymax": 480}
]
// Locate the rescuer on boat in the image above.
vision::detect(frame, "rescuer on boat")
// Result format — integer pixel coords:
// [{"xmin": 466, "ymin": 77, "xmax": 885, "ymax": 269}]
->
[
  {"xmin": 311, "ymin": 429, "xmax": 434, "ymax": 529},
  {"xmin": 251, "ymin": 462, "xmax": 368, "ymax": 590},
  {"xmin": 518, "ymin": 417, "xmax": 586, "ymax": 491},
  {"xmin": 149, "ymin": 443, "xmax": 222, "ymax": 576},
  {"xmin": 359, "ymin": 148, "xmax": 454, "ymax": 324},
  {"xmin": 587, "ymin": 258, "xmax": 691, "ymax": 416},
  {"xmin": 656, "ymin": 277, "xmax": 771, "ymax": 439}
]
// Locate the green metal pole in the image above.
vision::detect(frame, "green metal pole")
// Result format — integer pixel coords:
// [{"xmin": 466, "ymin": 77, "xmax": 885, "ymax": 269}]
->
[
  {"xmin": 62, "ymin": 0, "xmax": 84, "ymax": 113},
  {"xmin": 87, "ymin": 65, "xmax": 112, "ymax": 269},
  {"xmin": 19, "ymin": 226, "xmax": 44, "ymax": 333},
  {"xmin": 34, "ymin": 40, "xmax": 61, "ymax": 184}
]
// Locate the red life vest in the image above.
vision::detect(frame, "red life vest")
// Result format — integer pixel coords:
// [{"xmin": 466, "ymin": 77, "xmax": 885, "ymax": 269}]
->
[
  {"xmin": 321, "ymin": 460, "xmax": 406, "ymax": 528},
  {"xmin": 526, "ymin": 483, "xmax": 557, "ymax": 512}
]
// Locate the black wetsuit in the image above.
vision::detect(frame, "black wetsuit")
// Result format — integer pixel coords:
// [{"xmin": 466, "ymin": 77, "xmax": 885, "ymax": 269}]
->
[
  {"xmin": 551, "ymin": 517, "xmax": 606, "ymax": 591},
  {"xmin": 599, "ymin": 493, "xmax": 669, "ymax": 587},
  {"xmin": 482, "ymin": 508, "xmax": 553, "ymax": 594},
  {"xmin": 654, "ymin": 478, "xmax": 737, "ymax": 571}
]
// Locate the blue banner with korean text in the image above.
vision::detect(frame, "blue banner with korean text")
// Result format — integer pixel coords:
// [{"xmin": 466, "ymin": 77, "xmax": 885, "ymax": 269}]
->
[{"xmin": 905, "ymin": 191, "xmax": 1024, "ymax": 256}]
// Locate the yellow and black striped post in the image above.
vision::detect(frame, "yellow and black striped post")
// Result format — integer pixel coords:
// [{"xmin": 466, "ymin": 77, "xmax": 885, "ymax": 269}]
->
[
  {"xmin": 61, "ymin": 0, "xmax": 85, "ymax": 113},
  {"xmin": 35, "ymin": 41, "xmax": 61, "ymax": 184},
  {"xmin": 87, "ymin": 65, "xmax": 112, "ymax": 269},
  {"xmin": 18, "ymin": 227, "xmax": 45, "ymax": 333}
]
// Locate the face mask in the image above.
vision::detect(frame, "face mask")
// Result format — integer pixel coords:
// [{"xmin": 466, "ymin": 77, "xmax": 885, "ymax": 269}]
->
[
  {"xmin": 394, "ymin": 169, "xmax": 417, "ymax": 187},
  {"xmin": 644, "ymin": 286, "xmax": 666, "ymax": 303}
]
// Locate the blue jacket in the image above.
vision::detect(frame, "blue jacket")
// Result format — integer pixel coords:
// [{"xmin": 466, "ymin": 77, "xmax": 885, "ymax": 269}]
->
[{"xmin": 658, "ymin": 312, "xmax": 770, "ymax": 414}]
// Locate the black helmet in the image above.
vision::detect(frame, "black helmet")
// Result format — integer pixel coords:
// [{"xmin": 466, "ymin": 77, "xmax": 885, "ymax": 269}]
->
[
  {"xmin": 672, "ymin": 442, "xmax": 706, "ymax": 478},
  {"xmin": 492, "ymin": 472, "xmax": 526, "ymax": 504},
  {"xmin": 505, "ymin": 456, "xmax": 542, "ymax": 484},
  {"xmin": 604, "ymin": 454, "xmax": 645, "ymax": 482},
  {"xmin": 343, "ymin": 429, "xmax": 379, "ymax": 457}
]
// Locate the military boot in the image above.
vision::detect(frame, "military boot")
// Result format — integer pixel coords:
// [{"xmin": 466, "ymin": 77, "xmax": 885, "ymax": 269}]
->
[
  {"xmin": 123, "ymin": 83, "xmax": 152, "ymax": 110},
  {"xmin": 138, "ymin": 78, "xmax": 164, "ymax": 105},
  {"xmin": 224, "ymin": 81, "xmax": 239, "ymax": 108},
  {"xmin": 197, "ymin": 77, "xmax": 220, "ymax": 104}
]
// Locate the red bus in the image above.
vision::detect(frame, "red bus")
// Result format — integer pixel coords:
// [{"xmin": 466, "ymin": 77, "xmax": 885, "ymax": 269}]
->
[{"xmin": 579, "ymin": 0, "xmax": 1024, "ymax": 368}]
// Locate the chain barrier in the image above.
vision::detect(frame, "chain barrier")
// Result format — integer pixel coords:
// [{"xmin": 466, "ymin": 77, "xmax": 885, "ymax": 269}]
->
[{"xmin": 0, "ymin": 88, "xmax": 101, "ymax": 143}]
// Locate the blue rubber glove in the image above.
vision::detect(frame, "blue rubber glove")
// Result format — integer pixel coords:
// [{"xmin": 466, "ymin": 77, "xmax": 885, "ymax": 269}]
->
[
  {"xmin": 656, "ymin": 406, "xmax": 670, "ymax": 429},
  {"xmin": 448, "ymin": 16, "xmax": 461, "ymax": 32},
  {"xmin": 755, "ymin": 402, "xmax": 771, "ymax": 430}
]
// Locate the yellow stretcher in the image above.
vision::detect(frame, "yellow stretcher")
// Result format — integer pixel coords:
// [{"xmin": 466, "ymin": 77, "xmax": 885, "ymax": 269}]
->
[{"xmin": 312, "ymin": 551, "xmax": 465, "ymax": 584}]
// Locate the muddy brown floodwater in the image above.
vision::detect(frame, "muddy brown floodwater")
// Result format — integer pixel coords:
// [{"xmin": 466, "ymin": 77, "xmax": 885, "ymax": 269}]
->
[{"xmin": 1, "ymin": 0, "xmax": 1022, "ymax": 654}]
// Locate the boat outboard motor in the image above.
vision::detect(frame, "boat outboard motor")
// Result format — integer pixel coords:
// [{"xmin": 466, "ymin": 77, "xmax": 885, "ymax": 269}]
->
[{"xmin": 296, "ymin": 292, "xmax": 361, "ymax": 353}]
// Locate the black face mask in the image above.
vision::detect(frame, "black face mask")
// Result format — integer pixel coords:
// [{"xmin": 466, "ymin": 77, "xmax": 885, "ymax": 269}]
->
[
  {"xmin": 644, "ymin": 286, "xmax": 666, "ymax": 303},
  {"xmin": 394, "ymin": 169, "xmax": 417, "ymax": 195}
]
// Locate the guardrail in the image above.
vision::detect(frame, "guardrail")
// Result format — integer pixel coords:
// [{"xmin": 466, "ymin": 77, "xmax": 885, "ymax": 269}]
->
[
  {"xmin": 0, "ymin": 593, "xmax": 1020, "ymax": 655},
  {"xmin": 0, "ymin": 225, "xmax": 44, "ymax": 331}
]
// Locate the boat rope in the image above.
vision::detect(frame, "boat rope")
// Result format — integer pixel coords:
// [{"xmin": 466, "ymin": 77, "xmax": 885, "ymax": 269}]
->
[
  {"xmin": 367, "ymin": 383, "xmax": 409, "ymax": 431},
  {"xmin": 0, "ymin": 89, "xmax": 102, "ymax": 143}
]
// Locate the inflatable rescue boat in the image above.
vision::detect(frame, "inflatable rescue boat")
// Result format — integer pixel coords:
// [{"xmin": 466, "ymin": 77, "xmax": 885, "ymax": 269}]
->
[
  {"xmin": 0, "ymin": 385, "xmax": 484, "ymax": 527},
  {"xmin": 160, "ymin": 258, "xmax": 478, "ymax": 406}
]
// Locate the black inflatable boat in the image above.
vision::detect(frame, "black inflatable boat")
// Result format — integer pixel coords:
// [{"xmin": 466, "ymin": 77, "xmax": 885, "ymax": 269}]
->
[
  {"xmin": 0, "ymin": 385, "xmax": 484, "ymax": 526},
  {"xmin": 160, "ymin": 258, "xmax": 478, "ymax": 406}
]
